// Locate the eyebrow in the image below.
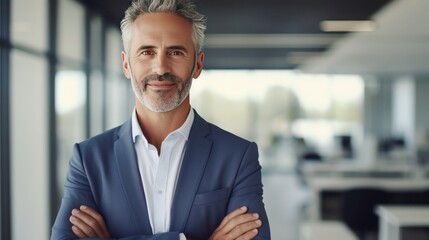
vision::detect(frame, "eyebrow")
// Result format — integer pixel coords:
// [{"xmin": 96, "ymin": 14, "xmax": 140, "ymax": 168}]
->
[
  {"xmin": 167, "ymin": 45, "xmax": 188, "ymax": 53},
  {"xmin": 136, "ymin": 45, "xmax": 156, "ymax": 53},
  {"xmin": 135, "ymin": 45, "xmax": 189, "ymax": 53}
]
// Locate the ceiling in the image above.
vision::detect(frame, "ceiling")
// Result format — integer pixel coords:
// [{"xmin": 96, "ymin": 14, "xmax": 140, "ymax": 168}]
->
[
  {"xmin": 301, "ymin": 0, "xmax": 429, "ymax": 75},
  {"xmin": 197, "ymin": 0, "xmax": 391, "ymax": 70},
  {"xmin": 79, "ymin": 0, "xmax": 429, "ymax": 73}
]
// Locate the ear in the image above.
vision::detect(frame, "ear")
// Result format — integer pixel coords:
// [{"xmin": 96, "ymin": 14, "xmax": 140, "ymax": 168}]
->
[
  {"xmin": 122, "ymin": 51, "xmax": 131, "ymax": 79},
  {"xmin": 192, "ymin": 51, "xmax": 204, "ymax": 79}
]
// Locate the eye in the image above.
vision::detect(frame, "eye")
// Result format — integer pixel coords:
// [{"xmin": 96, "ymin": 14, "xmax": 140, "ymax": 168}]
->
[
  {"xmin": 169, "ymin": 50, "xmax": 185, "ymax": 56},
  {"xmin": 140, "ymin": 50, "xmax": 154, "ymax": 56}
]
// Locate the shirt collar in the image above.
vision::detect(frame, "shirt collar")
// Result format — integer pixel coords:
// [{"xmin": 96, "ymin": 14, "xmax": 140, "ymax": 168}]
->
[{"xmin": 131, "ymin": 108, "xmax": 194, "ymax": 145}]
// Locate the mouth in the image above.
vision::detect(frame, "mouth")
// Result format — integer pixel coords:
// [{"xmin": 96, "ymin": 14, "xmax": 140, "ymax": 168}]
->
[{"xmin": 146, "ymin": 81, "xmax": 177, "ymax": 91}]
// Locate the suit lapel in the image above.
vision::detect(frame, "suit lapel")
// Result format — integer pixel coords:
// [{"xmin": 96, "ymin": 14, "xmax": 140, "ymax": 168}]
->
[
  {"xmin": 170, "ymin": 112, "xmax": 213, "ymax": 231},
  {"xmin": 114, "ymin": 120, "xmax": 152, "ymax": 234}
]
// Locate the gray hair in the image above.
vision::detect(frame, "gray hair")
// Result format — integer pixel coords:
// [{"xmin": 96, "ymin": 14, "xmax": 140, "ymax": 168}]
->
[{"xmin": 120, "ymin": 0, "xmax": 206, "ymax": 55}]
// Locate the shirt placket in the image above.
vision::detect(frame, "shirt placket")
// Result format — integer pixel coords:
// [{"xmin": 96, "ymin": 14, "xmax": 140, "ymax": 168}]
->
[{"xmin": 152, "ymin": 137, "xmax": 174, "ymax": 233}]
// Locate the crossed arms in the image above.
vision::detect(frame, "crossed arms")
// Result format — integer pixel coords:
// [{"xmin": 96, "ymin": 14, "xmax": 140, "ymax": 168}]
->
[
  {"xmin": 70, "ymin": 205, "xmax": 262, "ymax": 239},
  {"xmin": 51, "ymin": 136, "xmax": 270, "ymax": 239}
]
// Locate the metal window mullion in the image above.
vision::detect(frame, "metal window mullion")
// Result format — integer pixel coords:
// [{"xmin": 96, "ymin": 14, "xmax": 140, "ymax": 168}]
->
[
  {"xmin": 101, "ymin": 18, "xmax": 107, "ymax": 131},
  {"xmin": 48, "ymin": 0, "xmax": 59, "ymax": 228},
  {"xmin": 0, "ymin": 0, "xmax": 11, "ymax": 238},
  {"xmin": 85, "ymin": 8, "xmax": 91, "ymax": 138}
]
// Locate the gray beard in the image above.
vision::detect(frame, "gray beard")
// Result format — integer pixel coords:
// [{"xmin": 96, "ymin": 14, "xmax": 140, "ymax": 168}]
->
[
  {"xmin": 131, "ymin": 74, "xmax": 192, "ymax": 113},
  {"xmin": 128, "ymin": 53, "xmax": 197, "ymax": 112}
]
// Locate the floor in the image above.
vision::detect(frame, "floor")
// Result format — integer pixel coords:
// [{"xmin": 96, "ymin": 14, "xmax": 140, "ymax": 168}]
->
[{"xmin": 262, "ymin": 172, "xmax": 311, "ymax": 240}]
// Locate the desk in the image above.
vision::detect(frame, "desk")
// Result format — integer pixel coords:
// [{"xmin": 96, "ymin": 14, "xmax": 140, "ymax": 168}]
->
[
  {"xmin": 376, "ymin": 205, "xmax": 429, "ymax": 240},
  {"xmin": 302, "ymin": 161, "xmax": 416, "ymax": 179},
  {"xmin": 307, "ymin": 177, "xmax": 429, "ymax": 220},
  {"xmin": 300, "ymin": 221, "xmax": 358, "ymax": 240}
]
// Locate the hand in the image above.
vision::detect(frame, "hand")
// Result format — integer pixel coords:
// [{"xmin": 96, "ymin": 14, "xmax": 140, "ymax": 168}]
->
[
  {"xmin": 209, "ymin": 206, "xmax": 262, "ymax": 240},
  {"xmin": 69, "ymin": 205, "xmax": 111, "ymax": 238}
]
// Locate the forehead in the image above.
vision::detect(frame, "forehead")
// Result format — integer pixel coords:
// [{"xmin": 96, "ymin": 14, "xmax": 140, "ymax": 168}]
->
[{"xmin": 131, "ymin": 12, "xmax": 194, "ymax": 48}]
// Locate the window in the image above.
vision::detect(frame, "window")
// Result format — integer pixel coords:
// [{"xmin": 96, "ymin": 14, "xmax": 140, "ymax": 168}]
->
[
  {"xmin": 55, "ymin": 66, "xmax": 87, "ymax": 196},
  {"xmin": 191, "ymin": 70, "xmax": 364, "ymax": 169},
  {"xmin": 57, "ymin": 0, "xmax": 84, "ymax": 61},
  {"xmin": 11, "ymin": 0, "xmax": 47, "ymax": 51},
  {"xmin": 105, "ymin": 28, "xmax": 132, "ymax": 129},
  {"xmin": 10, "ymin": 50, "xmax": 49, "ymax": 240}
]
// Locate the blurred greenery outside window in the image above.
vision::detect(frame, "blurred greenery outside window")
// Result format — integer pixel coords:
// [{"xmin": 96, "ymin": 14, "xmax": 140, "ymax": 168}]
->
[{"xmin": 191, "ymin": 70, "xmax": 363, "ymax": 168}]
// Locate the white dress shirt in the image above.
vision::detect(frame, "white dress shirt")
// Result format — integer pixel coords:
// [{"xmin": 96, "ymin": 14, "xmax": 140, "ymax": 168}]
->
[{"xmin": 132, "ymin": 109, "xmax": 194, "ymax": 239}]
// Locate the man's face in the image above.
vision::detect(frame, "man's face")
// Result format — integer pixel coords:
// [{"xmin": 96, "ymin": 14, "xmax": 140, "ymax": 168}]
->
[{"xmin": 122, "ymin": 12, "xmax": 204, "ymax": 112}]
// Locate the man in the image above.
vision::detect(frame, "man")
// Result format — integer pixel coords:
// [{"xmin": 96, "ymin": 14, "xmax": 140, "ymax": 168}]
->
[{"xmin": 51, "ymin": 0, "xmax": 270, "ymax": 239}]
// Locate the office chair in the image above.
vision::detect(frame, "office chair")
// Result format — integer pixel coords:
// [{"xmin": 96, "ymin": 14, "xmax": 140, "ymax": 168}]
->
[{"xmin": 341, "ymin": 188, "xmax": 388, "ymax": 240}]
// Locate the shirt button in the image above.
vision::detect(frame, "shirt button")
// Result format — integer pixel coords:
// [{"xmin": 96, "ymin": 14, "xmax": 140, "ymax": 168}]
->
[{"xmin": 158, "ymin": 190, "xmax": 163, "ymax": 194}]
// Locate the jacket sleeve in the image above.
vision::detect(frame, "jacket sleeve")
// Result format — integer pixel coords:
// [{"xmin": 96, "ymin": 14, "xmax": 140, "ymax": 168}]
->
[
  {"xmin": 227, "ymin": 142, "xmax": 271, "ymax": 240},
  {"xmin": 50, "ymin": 144, "xmax": 181, "ymax": 240}
]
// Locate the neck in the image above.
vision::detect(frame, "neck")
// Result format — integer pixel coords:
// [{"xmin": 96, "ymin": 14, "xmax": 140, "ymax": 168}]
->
[{"xmin": 135, "ymin": 99, "xmax": 190, "ymax": 152}]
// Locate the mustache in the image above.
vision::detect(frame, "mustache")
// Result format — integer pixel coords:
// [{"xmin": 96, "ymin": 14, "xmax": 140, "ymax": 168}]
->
[{"xmin": 143, "ymin": 73, "xmax": 181, "ymax": 85}]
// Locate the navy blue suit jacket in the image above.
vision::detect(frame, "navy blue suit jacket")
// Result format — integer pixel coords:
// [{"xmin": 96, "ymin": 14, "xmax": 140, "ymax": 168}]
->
[{"xmin": 51, "ymin": 111, "xmax": 270, "ymax": 239}]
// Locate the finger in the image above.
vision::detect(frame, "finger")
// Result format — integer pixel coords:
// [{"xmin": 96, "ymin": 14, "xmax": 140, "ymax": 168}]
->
[
  {"xmin": 229, "ymin": 219, "xmax": 262, "ymax": 239},
  {"xmin": 222, "ymin": 213, "xmax": 260, "ymax": 234},
  {"xmin": 236, "ymin": 229, "xmax": 259, "ymax": 240},
  {"xmin": 71, "ymin": 208, "xmax": 105, "ymax": 237},
  {"xmin": 80, "ymin": 205, "xmax": 111, "ymax": 237},
  {"xmin": 69, "ymin": 214, "xmax": 98, "ymax": 237},
  {"xmin": 71, "ymin": 225, "xmax": 88, "ymax": 238},
  {"xmin": 217, "ymin": 206, "xmax": 248, "ymax": 230}
]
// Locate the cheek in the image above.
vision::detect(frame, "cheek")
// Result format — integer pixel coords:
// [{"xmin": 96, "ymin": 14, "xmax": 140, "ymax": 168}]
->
[{"xmin": 130, "ymin": 66, "xmax": 149, "ymax": 80}]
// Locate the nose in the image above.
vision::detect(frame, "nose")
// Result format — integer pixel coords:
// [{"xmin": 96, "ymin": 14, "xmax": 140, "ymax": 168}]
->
[{"xmin": 152, "ymin": 54, "xmax": 170, "ymax": 75}]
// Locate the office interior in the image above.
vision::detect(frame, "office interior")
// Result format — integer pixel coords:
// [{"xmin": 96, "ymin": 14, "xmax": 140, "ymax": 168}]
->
[{"xmin": 1, "ymin": 0, "xmax": 429, "ymax": 239}]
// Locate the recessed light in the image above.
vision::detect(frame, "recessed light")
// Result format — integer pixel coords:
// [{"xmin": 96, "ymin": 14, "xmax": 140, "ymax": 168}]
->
[{"xmin": 320, "ymin": 20, "xmax": 376, "ymax": 32}]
